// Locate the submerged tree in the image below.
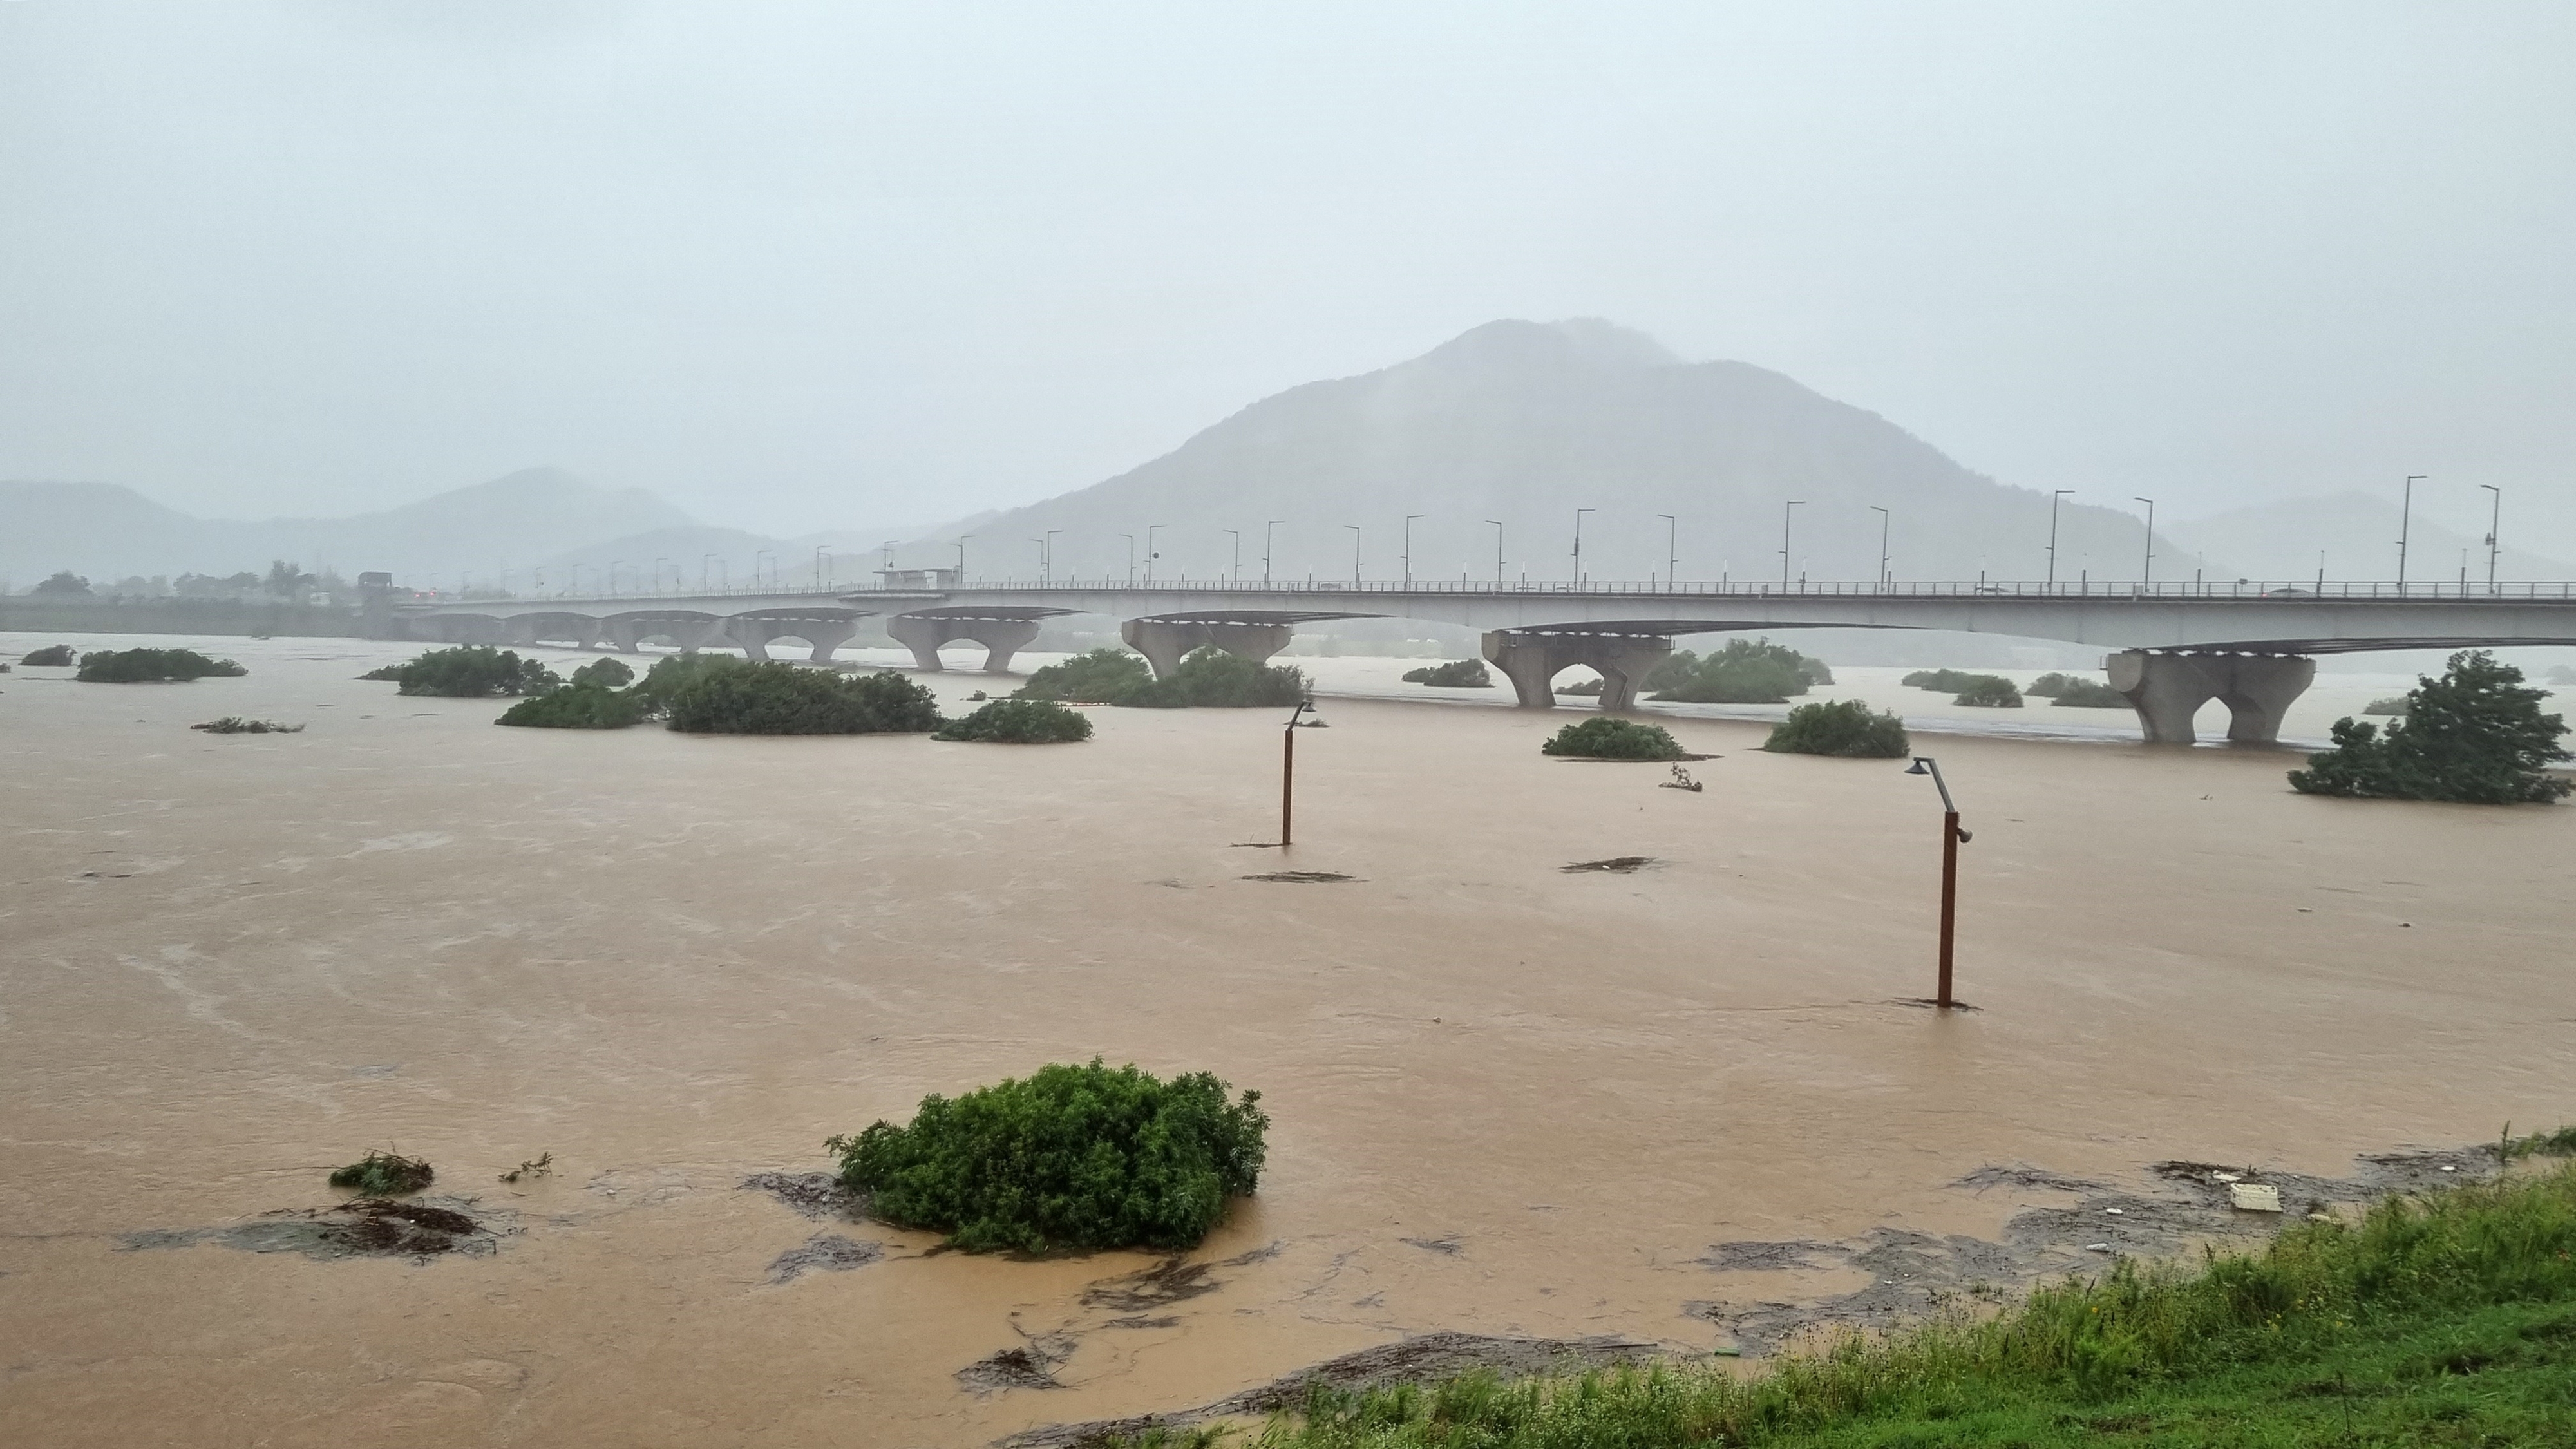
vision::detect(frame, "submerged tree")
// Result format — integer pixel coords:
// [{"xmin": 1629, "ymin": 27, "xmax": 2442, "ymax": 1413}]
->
[{"xmin": 2288, "ymin": 650, "xmax": 2571, "ymax": 804}]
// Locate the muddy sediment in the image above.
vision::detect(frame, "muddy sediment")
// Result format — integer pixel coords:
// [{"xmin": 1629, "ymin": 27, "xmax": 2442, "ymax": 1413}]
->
[{"xmin": 3, "ymin": 636, "xmax": 2571, "ymax": 1449}]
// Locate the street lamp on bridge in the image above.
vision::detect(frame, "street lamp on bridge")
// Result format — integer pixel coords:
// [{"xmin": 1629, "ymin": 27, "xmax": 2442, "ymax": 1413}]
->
[
  {"xmin": 1120, "ymin": 533, "xmax": 1135, "ymax": 585},
  {"xmin": 1344, "ymin": 524, "xmax": 1362, "ymax": 583},
  {"xmin": 1486, "ymin": 520, "xmax": 1504, "ymax": 586},
  {"xmin": 1402, "ymin": 515, "xmax": 1423, "ymax": 587},
  {"xmin": 1573, "ymin": 508, "xmax": 1594, "ymax": 583},
  {"xmin": 2398, "ymin": 475, "xmax": 2425, "ymax": 591},
  {"xmin": 1659, "ymin": 513, "xmax": 1677, "ymax": 586},
  {"xmin": 1045, "ymin": 529, "xmax": 1062, "ymax": 584},
  {"xmin": 2481, "ymin": 485, "xmax": 2502, "ymax": 594},
  {"xmin": 757, "ymin": 549, "xmax": 776, "ymax": 589},
  {"xmin": 2046, "ymin": 490, "xmax": 2072, "ymax": 590},
  {"xmin": 1868, "ymin": 506, "xmax": 1890, "ymax": 590},
  {"xmin": 1224, "ymin": 529, "xmax": 1241, "ymax": 585},
  {"xmin": 1264, "ymin": 520, "xmax": 1283, "ymax": 587},
  {"xmin": 1780, "ymin": 501, "xmax": 1803, "ymax": 589},
  {"xmin": 1146, "ymin": 524, "xmax": 1163, "ymax": 584},
  {"xmin": 2134, "ymin": 497, "xmax": 2155, "ymax": 589},
  {"xmin": 955, "ymin": 536, "xmax": 970, "ymax": 580}
]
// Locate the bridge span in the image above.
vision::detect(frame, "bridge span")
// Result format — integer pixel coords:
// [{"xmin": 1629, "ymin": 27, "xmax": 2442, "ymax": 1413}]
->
[{"xmin": 400, "ymin": 576, "xmax": 2576, "ymax": 746}]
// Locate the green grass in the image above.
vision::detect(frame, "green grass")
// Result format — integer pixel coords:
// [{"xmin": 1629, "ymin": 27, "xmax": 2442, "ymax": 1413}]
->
[{"xmin": 1212, "ymin": 1164, "xmax": 2576, "ymax": 1448}]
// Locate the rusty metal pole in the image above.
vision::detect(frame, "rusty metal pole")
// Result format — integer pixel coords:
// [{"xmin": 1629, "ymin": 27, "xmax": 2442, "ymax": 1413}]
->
[
  {"xmin": 1281, "ymin": 721, "xmax": 1296, "ymax": 847},
  {"xmin": 1938, "ymin": 810, "xmax": 1959, "ymax": 1009}
]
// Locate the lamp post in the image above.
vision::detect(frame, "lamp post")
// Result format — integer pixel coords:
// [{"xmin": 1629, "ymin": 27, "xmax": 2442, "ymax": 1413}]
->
[
  {"xmin": 1121, "ymin": 533, "xmax": 1135, "ymax": 585},
  {"xmin": 2480, "ymin": 485, "xmax": 2501, "ymax": 593},
  {"xmin": 1344, "ymin": 524, "xmax": 1361, "ymax": 583},
  {"xmin": 1902, "ymin": 757, "xmax": 1972, "ymax": 1010},
  {"xmin": 757, "ymin": 549, "xmax": 777, "ymax": 589},
  {"xmin": 1146, "ymin": 524, "xmax": 1163, "ymax": 584},
  {"xmin": 609, "ymin": 560, "xmax": 624, "ymax": 596},
  {"xmin": 1280, "ymin": 696, "xmax": 1325, "ymax": 846},
  {"xmin": 1869, "ymin": 506, "xmax": 1890, "ymax": 590},
  {"xmin": 1264, "ymin": 520, "xmax": 1283, "ymax": 587},
  {"xmin": 2133, "ymin": 497, "xmax": 2155, "ymax": 589},
  {"xmin": 1780, "ymin": 501, "xmax": 1804, "ymax": 589},
  {"xmin": 1221, "ymin": 529, "xmax": 1240, "ymax": 585},
  {"xmin": 1401, "ymin": 515, "xmax": 1423, "ymax": 587},
  {"xmin": 652, "ymin": 558, "xmax": 668, "ymax": 592},
  {"xmin": 814, "ymin": 545, "xmax": 828, "ymax": 587},
  {"xmin": 1030, "ymin": 537, "xmax": 1046, "ymax": 580},
  {"xmin": 1045, "ymin": 529, "xmax": 1062, "ymax": 584},
  {"xmin": 1572, "ymin": 507, "xmax": 1594, "ymax": 583},
  {"xmin": 2046, "ymin": 489, "xmax": 2072, "ymax": 590},
  {"xmin": 1486, "ymin": 520, "xmax": 1504, "ymax": 585},
  {"xmin": 2398, "ymin": 475, "xmax": 2424, "ymax": 591},
  {"xmin": 1659, "ymin": 513, "xmax": 1678, "ymax": 586},
  {"xmin": 955, "ymin": 536, "xmax": 969, "ymax": 580},
  {"xmin": 702, "ymin": 553, "xmax": 716, "ymax": 591}
]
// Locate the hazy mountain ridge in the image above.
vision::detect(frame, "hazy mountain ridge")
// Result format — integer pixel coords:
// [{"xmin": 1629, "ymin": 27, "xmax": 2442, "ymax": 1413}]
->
[{"xmin": 896, "ymin": 319, "xmax": 2193, "ymax": 585}]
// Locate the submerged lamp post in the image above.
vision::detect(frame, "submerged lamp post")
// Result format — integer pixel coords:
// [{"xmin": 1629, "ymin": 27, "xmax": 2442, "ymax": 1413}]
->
[
  {"xmin": 1902, "ymin": 756, "xmax": 1973, "ymax": 1010},
  {"xmin": 1280, "ymin": 696, "xmax": 1326, "ymax": 846}
]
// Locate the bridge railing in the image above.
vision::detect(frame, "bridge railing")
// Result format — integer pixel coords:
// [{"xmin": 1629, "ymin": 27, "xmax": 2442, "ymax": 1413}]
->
[{"xmin": 409, "ymin": 576, "xmax": 2576, "ymax": 607}]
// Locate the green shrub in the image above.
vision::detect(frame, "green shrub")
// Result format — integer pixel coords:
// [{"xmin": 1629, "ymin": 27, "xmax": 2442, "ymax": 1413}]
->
[
  {"xmin": 379, "ymin": 645, "xmax": 560, "ymax": 697},
  {"xmin": 21, "ymin": 644, "xmax": 77, "ymax": 667},
  {"xmin": 1764, "ymin": 699, "xmax": 1909, "ymax": 757},
  {"xmin": 2050, "ymin": 678, "xmax": 2130, "ymax": 708},
  {"xmin": 328, "ymin": 1151, "xmax": 434, "ymax": 1195},
  {"xmin": 191, "ymin": 717, "xmax": 303, "ymax": 734},
  {"xmin": 571, "ymin": 657, "xmax": 634, "ymax": 688},
  {"xmin": 2289, "ymin": 650, "xmax": 2572, "ymax": 804},
  {"xmin": 1647, "ymin": 638, "xmax": 1820, "ymax": 704},
  {"xmin": 665, "ymin": 660, "xmax": 942, "ymax": 735},
  {"xmin": 496, "ymin": 684, "xmax": 647, "ymax": 729},
  {"xmin": 1542, "ymin": 716, "xmax": 1687, "ymax": 760},
  {"xmin": 627, "ymin": 652, "xmax": 743, "ymax": 715},
  {"xmin": 2361, "ymin": 695, "xmax": 2409, "ymax": 716},
  {"xmin": 933, "ymin": 697, "xmax": 1095, "ymax": 743},
  {"xmin": 1559, "ymin": 677, "xmax": 1604, "ymax": 695},
  {"xmin": 1401, "ymin": 659, "xmax": 1493, "ymax": 687},
  {"xmin": 1953, "ymin": 675, "xmax": 2023, "ymax": 708},
  {"xmin": 1902, "ymin": 668, "xmax": 1980, "ymax": 692},
  {"xmin": 75, "ymin": 647, "xmax": 247, "ymax": 682},
  {"xmin": 2025, "ymin": 671, "xmax": 2077, "ymax": 697},
  {"xmin": 1017, "ymin": 648, "xmax": 1153, "ymax": 703},
  {"xmin": 355, "ymin": 662, "xmax": 405, "ymax": 681},
  {"xmin": 1115, "ymin": 646, "xmax": 1308, "ymax": 708},
  {"xmin": 828, "ymin": 1059, "xmax": 1268, "ymax": 1254}
]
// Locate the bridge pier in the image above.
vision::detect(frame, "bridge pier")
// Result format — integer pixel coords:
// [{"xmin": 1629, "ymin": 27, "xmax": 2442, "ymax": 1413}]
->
[
  {"xmin": 1119, "ymin": 618, "xmax": 1296, "ymax": 678},
  {"xmin": 1482, "ymin": 629, "xmax": 1674, "ymax": 710},
  {"xmin": 2106, "ymin": 650, "xmax": 2315, "ymax": 744},
  {"xmin": 603, "ymin": 616, "xmax": 728, "ymax": 656},
  {"xmin": 889, "ymin": 613, "xmax": 1044, "ymax": 672},
  {"xmin": 728, "ymin": 617, "xmax": 862, "ymax": 663}
]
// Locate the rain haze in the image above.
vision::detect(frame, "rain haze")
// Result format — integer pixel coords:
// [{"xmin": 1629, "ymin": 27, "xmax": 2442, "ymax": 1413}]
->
[{"xmin": 4, "ymin": 2, "xmax": 2572, "ymax": 547}]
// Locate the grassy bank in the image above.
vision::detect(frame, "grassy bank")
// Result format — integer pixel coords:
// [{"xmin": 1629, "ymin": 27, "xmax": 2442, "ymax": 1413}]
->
[{"xmin": 1193, "ymin": 1162, "xmax": 2576, "ymax": 1447}]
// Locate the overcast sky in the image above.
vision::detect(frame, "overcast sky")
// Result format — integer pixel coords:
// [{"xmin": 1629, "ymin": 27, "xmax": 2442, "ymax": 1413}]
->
[{"xmin": 3, "ymin": 2, "xmax": 2570, "ymax": 544}]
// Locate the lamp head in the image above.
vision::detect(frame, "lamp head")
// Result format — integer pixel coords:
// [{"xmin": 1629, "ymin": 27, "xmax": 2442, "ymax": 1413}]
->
[{"xmin": 1904, "ymin": 758, "xmax": 1932, "ymax": 775}]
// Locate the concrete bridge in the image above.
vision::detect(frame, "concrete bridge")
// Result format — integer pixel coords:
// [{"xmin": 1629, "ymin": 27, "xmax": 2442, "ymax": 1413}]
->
[{"xmin": 401, "ymin": 576, "xmax": 2576, "ymax": 745}]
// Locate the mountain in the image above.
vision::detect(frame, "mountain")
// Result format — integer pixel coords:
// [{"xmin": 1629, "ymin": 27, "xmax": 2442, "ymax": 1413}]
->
[
  {"xmin": 2166, "ymin": 492, "xmax": 2575, "ymax": 586},
  {"xmin": 891, "ymin": 319, "xmax": 2193, "ymax": 587},
  {"xmin": 1, "ymin": 468, "xmax": 694, "ymax": 587}
]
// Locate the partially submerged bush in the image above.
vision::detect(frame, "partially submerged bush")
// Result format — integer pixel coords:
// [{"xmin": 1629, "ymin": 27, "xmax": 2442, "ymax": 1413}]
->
[
  {"xmin": 1764, "ymin": 699, "xmax": 1909, "ymax": 757},
  {"xmin": 2289, "ymin": 650, "xmax": 2571, "ymax": 804},
  {"xmin": 379, "ymin": 645, "xmax": 560, "ymax": 697},
  {"xmin": 829, "ymin": 1058, "xmax": 1268, "ymax": 1253},
  {"xmin": 933, "ymin": 697, "xmax": 1095, "ymax": 743},
  {"xmin": 1953, "ymin": 675, "xmax": 2023, "ymax": 708},
  {"xmin": 497, "ymin": 683, "xmax": 647, "ymax": 729},
  {"xmin": 627, "ymin": 652, "xmax": 741, "ymax": 715},
  {"xmin": 2361, "ymin": 695, "xmax": 2409, "ymax": 716},
  {"xmin": 355, "ymin": 662, "xmax": 406, "ymax": 681},
  {"xmin": 1902, "ymin": 668, "xmax": 1980, "ymax": 692},
  {"xmin": 665, "ymin": 660, "xmax": 942, "ymax": 735},
  {"xmin": 570, "ymin": 657, "xmax": 634, "ymax": 689},
  {"xmin": 76, "ymin": 647, "xmax": 247, "ymax": 682},
  {"xmin": 328, "ymin": 1151, "xmax": 435, "ymax": 1196},
  {"xmin": 1016, "ymin": 648, "xmax": 1153, "ymax": 703},
  {"xmin": 2024, "ymin": 671, "xmax": 2079, "ymax": 697},
  {"xmin": 2050, "ymin": 678, "xmax": 2130, "ymax": 708},
  {"xmin": 1648, "ymin": 638, "xmax": 1823, "ymax": 704},
  {"xmin": 1119, "ymin": 647, "xmax": 1308, "ymax": 708},
  {"xmin": 1542, "ymin": 716, "xmax": 1687, "ymax": 760},
  {"xmin": 22, "ymin": 644, "xmax": 76, "ymax": 667},
  {"xmin": 1401, "ymin": 659, "xmax": 1493, "ymax": 687},
  {"xmin": 192, "ymin": 717, "xmax": 304, "ymax": 734}
]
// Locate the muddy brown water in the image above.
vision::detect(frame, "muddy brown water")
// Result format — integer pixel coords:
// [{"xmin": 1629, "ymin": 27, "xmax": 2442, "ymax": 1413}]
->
[{"xmin": 3, "ymin": 634, "xmax": 2571, "ymax": 1446}]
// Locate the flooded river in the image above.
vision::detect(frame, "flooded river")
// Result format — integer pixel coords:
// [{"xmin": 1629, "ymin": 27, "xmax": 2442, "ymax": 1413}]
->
[{"xmin": 3, "ymin": 634, "xmax": 2570, "ymax": 1446}]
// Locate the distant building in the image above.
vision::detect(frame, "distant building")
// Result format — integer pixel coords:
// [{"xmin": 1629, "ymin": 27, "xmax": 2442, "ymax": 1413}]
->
[{"xmin": 873, "ymin": 568, "xmax": 961, "ymax": 590}]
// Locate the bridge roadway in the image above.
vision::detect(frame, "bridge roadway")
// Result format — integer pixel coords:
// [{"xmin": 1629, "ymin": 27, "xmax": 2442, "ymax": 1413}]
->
[{"xmin": 399, "ymin": 576, "xmax": 2576, "ymax": 746}]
